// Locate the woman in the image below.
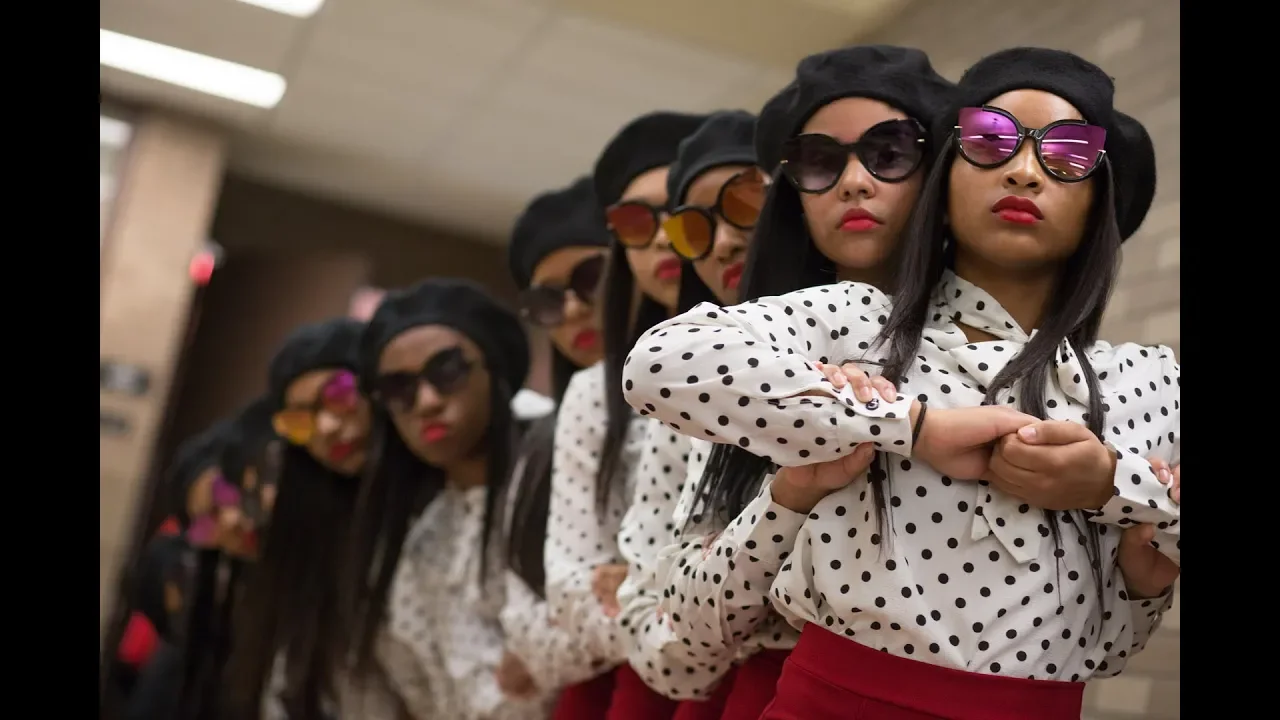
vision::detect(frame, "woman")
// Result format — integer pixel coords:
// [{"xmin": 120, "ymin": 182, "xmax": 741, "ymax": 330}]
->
[
  {"xmin": 222, "ymin": 318, "xmax": 387, "ymax": 720},
  {"xmin": 179, "ymin": 398, "xmax": 279, "ymax": 720},
  {"xmin": 171, "ymin": 411, "xmax": 262, "ymax": 720},
  {"xmin": 612, "ymin": 109, "xmax": 767, "ymax": 719},
  {"xmin": 215, "ymin": 397, "xmax": 280, "ymax": 560},
  {"xmin": 631, "ymin": 46, "xmax": 956, "ymax": 720},
  {"xmin": 622, "ymin": 47, "xmax": 1178, "ymax": 719},
  {"xmin": 342, "ymin": 278, "xmax": 543, "ymax": 719},
  {"xmin": 543, "ymin": 110, "xmax": 705, "ymax": 720},
  {"xmin": 498, "ymin": 176, "xmax": 616, "ymax": 702}
]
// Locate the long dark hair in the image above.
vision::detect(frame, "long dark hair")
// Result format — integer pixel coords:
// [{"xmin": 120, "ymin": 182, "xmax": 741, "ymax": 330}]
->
[
  {"xmin": 342, "ymin": 377, "xmax": 518, "ymax": 677},
  {"xmin": 503, "ymin": 349, "xmax": 577, "ymax": 597},
  {"xmin": 693, "ymin": 165, "xmax": 919, "ymax": 528},
  {"xmin": 597, "ymin": 241, "xmax": 668, "ymax": 509},
  {"xmin": 876, "ymin": 139, "xmax": 1119, "ymax": 600},
  {"xmin": 223, "ymin": 444, "xmax": 359, "ymax": 720}
]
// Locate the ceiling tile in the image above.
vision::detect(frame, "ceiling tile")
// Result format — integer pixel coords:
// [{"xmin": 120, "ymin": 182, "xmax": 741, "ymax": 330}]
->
[
  {"xmin": 270, "ymin": 66, "xmax": 460, "ymax": 161},
  {"xmin": 516, "ymin": 13, "xmax": 758, "ymax": 111},
  {"xmin": 307, "ymin": 0, "xmax": 551, "ymax": 95}
]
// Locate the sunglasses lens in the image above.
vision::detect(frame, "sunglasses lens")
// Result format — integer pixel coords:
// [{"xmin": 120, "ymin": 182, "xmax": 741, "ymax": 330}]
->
[
  {"xmin": 858, "ymin": 120, "xmax": 926, "ymax": 181},
  {"xmin": 272, "ymin": 410, "xmax": 314, "ymax": 445},
  {"xmin": 322, "ymin": 370, "xmax": 359, "ymax": 413},
  {"xmin": 373, "ymin": 373, "xmax": 419, "ymax": 410},
  {"xmin": 518, "ymin": 286, "xmax": 566, "ymax": 327},
  {"xmin": 1040, "ymin": 123, "xmax": 1107, "ymax": 179},
  {"xmin": 211, "ymin": 475, "xmax": 242, "ymax": 508},
  {"xmin": 665, "ymin": 210, "xmax": 714, "ymax": 260},
  {"xmin": 957, "ymin": 108, "xmax": 1019, "ymax": 165},
  {"xmin": 606, "ymin": 203, "xmax": 658, "ymax": 248},
  {"xmin": 423, "ymin": 348, "xmax": 472, "ymax": 395},
  {"xmin": 780, "ymin": 135, "xmax": 847, "ymax": 192},
  {"xmin": 720, "ymin": 170, "xmax": 767, "ymax": 228},
  {"xmin": 568, "ymin": 254, "xmax": 606, "ymax": 305}
]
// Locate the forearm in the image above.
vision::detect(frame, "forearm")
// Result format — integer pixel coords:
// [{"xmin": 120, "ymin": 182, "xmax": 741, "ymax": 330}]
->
[
  {"xmin": 658, "ymin": 483, "xmax": 805, "ymax": 651},
  {"xmin": 502, "ymin": 577, "xmax": 614, "ymax": 690},
  {"xmin": 623, "ymin": 598, "xmax": 740, "ymax": 700}
]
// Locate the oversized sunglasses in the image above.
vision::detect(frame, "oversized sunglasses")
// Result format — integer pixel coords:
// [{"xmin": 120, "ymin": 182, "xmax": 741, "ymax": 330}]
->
[
  {"xmin": 779, "ymin": 118, "xmax": 927, "ymax": 193},
  {"xmin": 272, "ymin": 370, "xmax": 360, "ymax": 446},
  {"xmin": 371, "ymin": 346, "xmax": 475, "ymax": 412},
  {"xmin": 954, "ymin": 106, "xmax": 1107, "ymax": 182},
  {"xmin": 518, "ymin": 253, "xmax": 606, "ymax": 328},
  {"xmin": 185, "ymin": 472, "xmax": 243, "ymax": 546},
  {"xmin": 662, "ymin": 168, "xmax": 769, "ymax": 261},
  {"xmin": 605, "ymin": 201, "xmax": 668, "ymax": 251}
]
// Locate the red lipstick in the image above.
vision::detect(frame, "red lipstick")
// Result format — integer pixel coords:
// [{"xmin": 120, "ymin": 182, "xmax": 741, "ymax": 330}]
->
[
  {"xmin": 839, "ymin": 207, "xmax": 883, "ymax": 232},
  {"xmin": 992, "ymin": 195, "xmax": 1044, "ymax": 225}
]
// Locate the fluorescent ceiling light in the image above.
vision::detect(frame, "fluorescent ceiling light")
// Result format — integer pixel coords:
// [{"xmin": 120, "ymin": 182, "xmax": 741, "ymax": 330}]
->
[
  {"xmin": 100, "ymin": 29, "xmax": 287, "ymax": 109},
  {"xmin": 236, "ymin": 0, "xmax": 326, "ymax": 17}
]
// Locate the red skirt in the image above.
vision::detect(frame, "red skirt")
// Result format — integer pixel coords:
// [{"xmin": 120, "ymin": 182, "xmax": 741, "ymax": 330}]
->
[
  {"xmin": 720, "ymin": 650, "xmax": 788, "ymax": 720},
  {"xmin": 605, "ymin": 663, "xmax": 679, "ymax": 720},
  {"xmin": 552, "ymin": 669, "xmax": 617, "ymax": 720},
  {"xmin": 760, "ymin": 625, "xmax": 1084, "ymax": 720},
  {"xmin": 671, "ymin": 666, "xmax": 737, "ymax": 720}
]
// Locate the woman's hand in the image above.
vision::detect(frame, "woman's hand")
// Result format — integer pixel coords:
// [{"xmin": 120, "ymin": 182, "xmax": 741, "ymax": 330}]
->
[
  {"xmin": 912, "ymin": 404, "xmax": 1040, "ymax": 480},
  {"xmin": 591, "ymin": 563, "xmax": 628, "ymax": 618},
  {"xmin": 1118, "ymin": 459, "xmax": 1180, "ymax": 599},
  {"xmin": 495, "ymin": 651, "xmax": 538, "ymax": 699},
  {"xmin": 770, "ymin": 444, "xmax": 877, "ymax": 513},
  {"xmin": 1148, "ymin": 458, "xmax": 1180, "ymax": 504},
  {"xmin": 983, "ymin": 421, "xmax": 1117, "ymax": 511},
  {"xmin": 813, "ymin": 361, "xmax": 899, "ymax": 404}
]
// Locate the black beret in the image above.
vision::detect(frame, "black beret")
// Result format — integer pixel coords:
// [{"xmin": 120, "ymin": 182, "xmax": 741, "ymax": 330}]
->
[
  {"xmin": 509, "ymin": 176, "xmax": 610, "ymax": 289},
  {"xmin": 946, "ymin": 47, "xmax": 1156, "ymax": 240},
  {"xmin": 667, "ymin": 110, "xmax": 759, "ymax": 205},
  {"xmin": 267, "ymin": 318, "xmax": 364, "ymax": 407},
  {"xmin": 755, "ymin": 45, "xmax": 956, "ymax": 173},
  {"xmin": 168, "ymin": 421, "xmax": 235, "ymax": 524},
  {"xmin": 359, "ymin": 278, "xmax": 529, "ymax": 396},
  {"xmin": 593, "ymin": 111, "xmax": 708, "ymax": 208},
  {"xmin": 219, "ymin": 396, "xmax": 276, "ymax": 488}
]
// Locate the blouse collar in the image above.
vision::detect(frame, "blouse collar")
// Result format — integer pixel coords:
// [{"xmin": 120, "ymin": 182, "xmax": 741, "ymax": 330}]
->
[{"xmin": 928, "ymin": 270, "xmax": 1093, "ymax": 565}]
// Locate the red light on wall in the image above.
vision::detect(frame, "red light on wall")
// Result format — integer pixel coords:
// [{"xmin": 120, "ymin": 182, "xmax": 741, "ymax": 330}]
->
[
  {"xmin": 189, "ymin": 251, "xmax": 216, "ymax": 286},
  {"xmin": 189, "ymin": 240, "xmax": 224, "ymax": 287}
]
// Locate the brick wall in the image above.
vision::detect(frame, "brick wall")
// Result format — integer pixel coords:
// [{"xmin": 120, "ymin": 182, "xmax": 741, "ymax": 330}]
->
[{"xmin": 867, "ymin": 1, "xmax": 1180, "ymax": 717}]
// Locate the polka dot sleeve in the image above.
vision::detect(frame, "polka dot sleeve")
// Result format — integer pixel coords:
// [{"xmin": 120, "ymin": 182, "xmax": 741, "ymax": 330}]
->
[
  {"xmin": 500, "ymin": 570, "xmax": 611, "ymax": 692},
  {"xmin": 1094, "ymin": 587, "xmax": 1175, "ymax": 678},
  {"xmin": 615, "ymin": 423, "xmax": 740, "ymax": 700},
  {"xmin": 1088, "ymin": 345, "xmax": 1181, "ymax": 565},
  {"xmin": 622, "ymin": 283, "xmax": 914, "ymax": 467},
  {"xmin": 544, "ymin": 364, "xmax": 632, "ymax": 664},
  {"xmin": 614, "ymin": 420, "xmax": 689, "ymax": 657}
]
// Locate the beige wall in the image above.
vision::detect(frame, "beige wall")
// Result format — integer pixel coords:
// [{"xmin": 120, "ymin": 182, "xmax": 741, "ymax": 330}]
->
[
  {"xmin": 869, "ymin": 1, "xmax": 1180, "ymax": 717},
  {"xmin": 100, "ymin": 113, "xmax": 228, "ymax": 642}
]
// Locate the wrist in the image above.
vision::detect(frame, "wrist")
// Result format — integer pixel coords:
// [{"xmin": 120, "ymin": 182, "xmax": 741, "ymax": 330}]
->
[
  {"xmin": 908, "ymin": 400, "xmax": 926, "ymax": 456},
  {"xmin": 770, "ymin": 473, "xmax": 828, "ymax": 514},
  {"xmin": 1127, "ymin": 584, "xmax": 1173, "ymax": 601},
  {"xmin": 1087, "ymin": 447, "xmax": 1119, "ymax": 510}
]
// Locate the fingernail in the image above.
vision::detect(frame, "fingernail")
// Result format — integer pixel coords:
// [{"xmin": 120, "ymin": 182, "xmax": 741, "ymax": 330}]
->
[
  {"xmin": 1018, "ymin": 426, "xmax": 1037, "ymax": 441},
  {"xmin": 1158, "ymin": 468, "xmax": 1172, "ymax": 484}
]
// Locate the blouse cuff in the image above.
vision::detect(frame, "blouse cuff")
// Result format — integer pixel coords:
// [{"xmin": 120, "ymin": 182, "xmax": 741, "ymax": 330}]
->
[
  {"xmin": 1091, "ymin": 449, "xmax": 1181, "ymax": 564},
  {"xmin": 1121, "ymin": 586, "xmax": 1175, "ymax": 659},
  {"xmin": 833, "ymin": 393, "xmax": 915, "ymax": 456}
]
